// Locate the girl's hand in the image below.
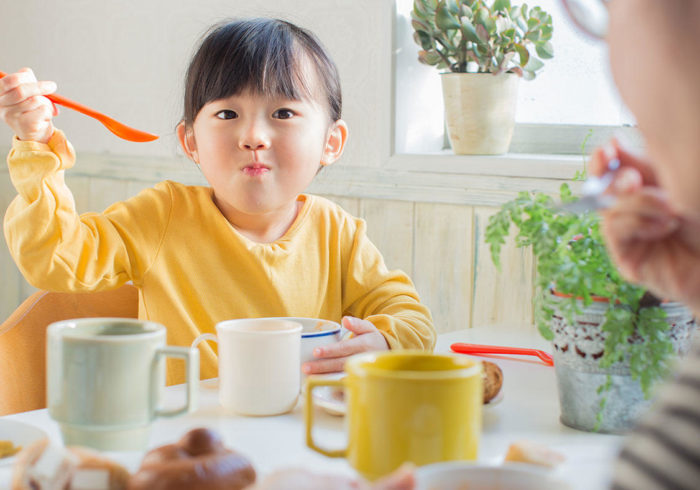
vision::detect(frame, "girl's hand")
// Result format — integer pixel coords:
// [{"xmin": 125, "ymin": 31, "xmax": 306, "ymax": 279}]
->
[
  {"xmin": 301, "ymin": 316, "xmax": 390, "ymax": 375},
  {"xmin": 0, "ymin": 68, "xmax": 58, "ymax": 143},
  {"xmin": 590, "ymin": 141, "xmax": 700, "ymax": 314}
]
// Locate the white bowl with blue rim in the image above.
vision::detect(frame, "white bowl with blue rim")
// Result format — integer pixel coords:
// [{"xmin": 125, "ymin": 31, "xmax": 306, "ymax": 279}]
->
[{"xmin": 267, "ymin": 317, "xmax": 345, "ymax": 365}]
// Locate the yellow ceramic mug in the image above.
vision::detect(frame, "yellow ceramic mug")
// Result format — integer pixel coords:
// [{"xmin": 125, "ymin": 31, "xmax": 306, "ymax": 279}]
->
[{"xmin": 305, "ymin": 351, "xmax": 482, "ymax": 480}]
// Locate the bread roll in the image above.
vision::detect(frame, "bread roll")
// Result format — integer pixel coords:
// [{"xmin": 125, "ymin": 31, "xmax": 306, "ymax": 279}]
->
[
  {"xmin": 482, "ymin": 361, "xmax": 503, "ymax": 404},
  {"xmin": 128, "ymin": 427, "xmax": 256, "ymax": 490}
]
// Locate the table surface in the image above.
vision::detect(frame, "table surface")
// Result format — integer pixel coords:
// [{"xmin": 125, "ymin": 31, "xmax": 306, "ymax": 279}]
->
[{"xmin": 0, "ymin": 327, "xmax": 622, "ymax": 489}]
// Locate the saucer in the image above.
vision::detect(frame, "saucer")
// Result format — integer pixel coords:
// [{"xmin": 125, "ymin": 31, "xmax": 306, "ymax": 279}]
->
[
  {"xmin": 0, "ymin": 420, "xmax": 48, "ymax": 466},
  {"xmin": 312, "ymin": 384, "xmax": 346, "ymax": 416}
]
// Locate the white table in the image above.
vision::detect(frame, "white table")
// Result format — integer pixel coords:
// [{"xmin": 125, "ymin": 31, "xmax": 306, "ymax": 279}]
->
[{"xmin": 0, "ymin": 328, "xmax": 622, "ymax": 489}]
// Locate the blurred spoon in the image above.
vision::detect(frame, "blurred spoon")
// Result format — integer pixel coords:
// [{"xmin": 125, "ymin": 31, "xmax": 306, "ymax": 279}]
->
[
  {"xmin": 0, "ymin": 70, "xmax": 158, "ymax": 143},
  {"xmin": 556, "ymin": 158, "xmax": 620, "ymax": 214}
]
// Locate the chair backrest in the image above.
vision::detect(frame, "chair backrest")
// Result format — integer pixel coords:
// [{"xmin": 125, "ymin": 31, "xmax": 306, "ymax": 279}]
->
[{"xmin": 0, "ymin": 284, "xmax": 138, "ymax": 415}]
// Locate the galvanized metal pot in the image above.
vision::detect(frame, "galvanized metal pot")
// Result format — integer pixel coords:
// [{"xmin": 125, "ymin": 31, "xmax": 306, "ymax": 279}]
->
[{"xmin": 550, "ymin": 295, "xmax": 695, "ymax": 433}]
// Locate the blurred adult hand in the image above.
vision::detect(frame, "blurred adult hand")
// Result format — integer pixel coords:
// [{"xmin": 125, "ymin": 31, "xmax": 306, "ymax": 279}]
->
[{"xmin": 590, "ymin": 141, "xmax": 700, "ymax": 314}]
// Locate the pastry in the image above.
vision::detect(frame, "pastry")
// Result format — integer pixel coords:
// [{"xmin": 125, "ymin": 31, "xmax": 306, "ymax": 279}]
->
[
  {"xmin": 128, "ymin": 427, "xmax": 256, "ymax": 490},
  {"xmin": 504, "ymin": 440, "xmax": 566, "ymax": 468},
  {"xmin": 482, "ymin": 360, "xmax": 503, "ymax": 403},
  {"xmin": 11, "ymin": 438, "xmax": 129, "ymax": 490}
]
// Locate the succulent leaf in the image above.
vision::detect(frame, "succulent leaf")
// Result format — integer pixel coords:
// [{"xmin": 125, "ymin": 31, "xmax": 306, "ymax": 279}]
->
[
  {"xmin": 523, "ymin": 55, "xmax": 544, "ymax": 72},
  {"xmin": 535, "ymin": 40, "xmax": 554, "ymax": 59},
  {"xmin": 413, "ymin": 30, "xmax": 434, "ymax": 50},
  {"xmin": 458, "ymin": 17, "xmax": 479, "ymax": 44},
  {"xmin": 493, "ymin": 0, "xmax": 511, "ymax": 11},
  {"xmin": 475, "ymin": 23, "xmax": 489, "ymax": 43},
  {"xmin": 446, "ymin": 0, "xmax": 461, "ymax": 15},
  {"xmin": 513, "ymin": 42, "xmax": 529, "ymax": 67},
  {"xmin": 418, "ymin": 49, "xmax": 443, "ymax": 65},
  {"xmin": 436, "ymin": 2, "xmax": 462, "ymax": 31}
]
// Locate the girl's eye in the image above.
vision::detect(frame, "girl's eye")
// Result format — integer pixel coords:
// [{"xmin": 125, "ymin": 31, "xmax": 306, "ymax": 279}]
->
[
  {"xmin": 216, "ymin": 110, "xmax": 238, "ymax": 120},
  {"xmin": 273, "ymin": 109, "xmax": 295, "ymax": 120}
]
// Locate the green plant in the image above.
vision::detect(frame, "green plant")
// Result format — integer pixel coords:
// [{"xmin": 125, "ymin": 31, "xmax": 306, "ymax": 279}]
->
[
  {"xmin": 484, "ymin": 138, "xmax": 675, "ymax": 402},
  {"xmin": 411, "ymin": 0, "xmax": 553, "ymax": 79}
]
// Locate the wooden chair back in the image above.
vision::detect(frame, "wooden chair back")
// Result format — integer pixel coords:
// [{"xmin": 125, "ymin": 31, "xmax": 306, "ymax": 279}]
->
[{"xmin": 0, "ymin": 284, "xmax": 138, "ymax": 415}]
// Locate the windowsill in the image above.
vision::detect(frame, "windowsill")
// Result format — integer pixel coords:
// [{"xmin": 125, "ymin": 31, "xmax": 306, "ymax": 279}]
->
[{"xmin": 387, "ymin": 152, "xmax": 583, "ymax": 180}]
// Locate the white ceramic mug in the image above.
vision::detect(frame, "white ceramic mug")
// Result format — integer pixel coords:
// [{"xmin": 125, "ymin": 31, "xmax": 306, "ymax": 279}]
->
[
  {"xmin": 47, "ymin": 318, "xmax": 199, "ymax": 451},
  {"xmin": 192, "ymin": 318, "xmax": 302, "ymax": 416}
]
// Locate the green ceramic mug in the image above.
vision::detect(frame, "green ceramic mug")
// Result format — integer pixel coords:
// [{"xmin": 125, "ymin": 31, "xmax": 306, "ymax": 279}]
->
[{"xmin": 47, "ymin": 318, "xmax": 199, "ymax": 450}]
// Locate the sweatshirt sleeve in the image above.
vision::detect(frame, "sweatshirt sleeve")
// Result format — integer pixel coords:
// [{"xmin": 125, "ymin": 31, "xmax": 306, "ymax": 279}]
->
[
  {"xmin": 342, "ymin": 218, "xmax": 436, "ymax": 351},
  {"xmin": 3, "ymin": 130, "xmax": 169, "ymax": 292}
]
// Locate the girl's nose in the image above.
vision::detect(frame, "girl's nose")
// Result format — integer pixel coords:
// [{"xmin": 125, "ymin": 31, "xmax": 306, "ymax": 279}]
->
[{"xmin": 239, "ymin": 121, "xmax": 271, "ymax": 151}]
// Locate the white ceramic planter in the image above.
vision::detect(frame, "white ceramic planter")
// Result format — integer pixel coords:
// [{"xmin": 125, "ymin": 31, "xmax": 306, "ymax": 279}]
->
[{"xmin": 440, "ymin": 72, "xmax": 519, "ymax": 155}]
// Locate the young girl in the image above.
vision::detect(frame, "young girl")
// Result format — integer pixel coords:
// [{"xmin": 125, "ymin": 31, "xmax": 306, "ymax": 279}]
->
[{"xmin": 0, "ymin": 18, "xmax": 435, "ymax": 383}]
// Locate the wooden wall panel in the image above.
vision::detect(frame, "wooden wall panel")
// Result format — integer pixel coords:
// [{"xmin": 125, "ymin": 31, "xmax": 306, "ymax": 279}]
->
[
  {"xmin": 88, "ymin": 178, "xmax": 129, "ymax": 212},
  {"xmin": 470, "ymin": 207, "xmax": 536, "ymax": 332},
  {"xmin": 65, "ymin": 175, "xmax": 91, "ymax": 214},
  {"xmin": 413, "ymin": 203, "xmax": 474, "ymax": 333},
  {"xmin": 322, "ymin": 195, "xmax": 360, "ymax": 217},
  {"xmin": 127, "ymin": 180, "xmax": 160, "ymax": 199},
  {"xmin": 360, "ymin": 199, "xmax": 414, "ymax": 276}
]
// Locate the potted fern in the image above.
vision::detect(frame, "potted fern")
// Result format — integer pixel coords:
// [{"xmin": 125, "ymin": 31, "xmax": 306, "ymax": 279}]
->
[
  {"xmin": 411, "ymin": 0, "xmax": 553, "ymax": 155},
  {"xmin": 485, "ymin": 151, "xmax": 696, "ymax": 433}
]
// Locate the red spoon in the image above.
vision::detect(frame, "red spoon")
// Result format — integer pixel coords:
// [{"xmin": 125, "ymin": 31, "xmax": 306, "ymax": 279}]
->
[
  {"xmin": 0, "ymin": 70, "xmax": 158, "ymax": 143},
  {"xmin": 451, "ymin": 343, "xmax": 554, "ymax": 366}
]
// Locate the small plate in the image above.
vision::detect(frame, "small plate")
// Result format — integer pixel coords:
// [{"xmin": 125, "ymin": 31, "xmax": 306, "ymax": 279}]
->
[
  {"xmin": 0, "ymin": 420, "xmax": 48, "ymax": 466},
  {"xmin": 313, "ymin": 385, "xmax": 346, "ymax": 416},
  {"xmin": 304, "ymin": 373, "xmax": 346, "ymax": 416}
]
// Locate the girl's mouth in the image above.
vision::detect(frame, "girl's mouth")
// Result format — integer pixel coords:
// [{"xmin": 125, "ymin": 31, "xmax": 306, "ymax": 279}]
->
[{"xmin": 242, "ymin": 163, "xmax": 270, "ymax": 177}]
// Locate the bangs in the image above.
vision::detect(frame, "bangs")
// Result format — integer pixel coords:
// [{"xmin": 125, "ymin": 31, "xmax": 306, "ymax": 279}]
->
[
  {"xmin": 203, "ymin": 23, "xmax": 311, "ymax": 101},
  {"xmin": 184, "ymin": 19, "xmax": 330, "ymax": 125}
]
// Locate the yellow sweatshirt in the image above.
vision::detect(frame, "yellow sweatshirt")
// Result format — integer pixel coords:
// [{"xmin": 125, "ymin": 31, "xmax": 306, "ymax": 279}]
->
[{"xmin": 4, "ymin": 130, "xmax": 436, "ymax": 383}]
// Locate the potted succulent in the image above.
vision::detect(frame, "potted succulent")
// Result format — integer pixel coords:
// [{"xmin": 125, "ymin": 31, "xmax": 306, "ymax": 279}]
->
[
  {"xmin": 485, "ymin": 147, "xmax": 696, "ymax": 433},
  {"xmin": 411, "ymin": 0, "xmax": 553, "ymax": 154}
]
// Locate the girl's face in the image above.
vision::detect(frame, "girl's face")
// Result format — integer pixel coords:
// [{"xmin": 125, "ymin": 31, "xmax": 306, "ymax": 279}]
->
[{"xmin": 178, "ymin": 86, "xmax": 347, "ymax": 229}]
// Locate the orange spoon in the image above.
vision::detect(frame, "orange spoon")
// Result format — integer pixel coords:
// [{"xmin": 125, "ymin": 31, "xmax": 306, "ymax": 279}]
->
[
  {"xmin": 0, "ymin": 71, "xmax": 158, "ymax": 143},
  {"xmin": 451, "ymin": 343, "xmax": 554, "ymax": 366}
]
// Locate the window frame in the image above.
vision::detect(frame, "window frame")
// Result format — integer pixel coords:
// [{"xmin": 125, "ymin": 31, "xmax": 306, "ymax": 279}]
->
[{"xmin": 389, "ymin": 0, "xmax": 642, "ymax": 177}]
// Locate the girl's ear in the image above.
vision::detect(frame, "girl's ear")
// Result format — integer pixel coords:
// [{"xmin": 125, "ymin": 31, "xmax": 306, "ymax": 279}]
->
[
  {"xmin": 176, "ymin": 121, "xmax": 199, "ymax": 164},
  {"xmin": 320, "ymin": 119, "xmax": 348, "ymax": 167}
]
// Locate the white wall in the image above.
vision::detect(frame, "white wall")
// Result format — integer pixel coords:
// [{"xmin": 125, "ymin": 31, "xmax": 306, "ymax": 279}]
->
[{"xmin": 0, "ymin": 0, "xmax": 393, "ymax": 167}]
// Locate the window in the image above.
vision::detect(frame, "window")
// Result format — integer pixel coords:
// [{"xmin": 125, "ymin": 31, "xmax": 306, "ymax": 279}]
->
[{"xmin": 394, "ymin": 0, "xmax": 640, "ymax": 156}]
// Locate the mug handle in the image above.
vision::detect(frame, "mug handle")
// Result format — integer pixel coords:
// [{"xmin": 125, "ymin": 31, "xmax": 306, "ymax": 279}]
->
[
  {"xmin": 305, "ymin": 377, "xmax": 347, "ymax": 458},
  {"xmin": 153, "ymin": 345, "xmax": 199, "ymax": 417},
  {"xmin": 191, "ymin": 333, "xmax": 219, "ymax": 389}
]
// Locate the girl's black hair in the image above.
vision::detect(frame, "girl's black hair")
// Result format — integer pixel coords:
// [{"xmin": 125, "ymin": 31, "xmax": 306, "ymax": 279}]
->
[{"xmin": 183, "ymin": 18, "xmax": 342, "ymax": 126}]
